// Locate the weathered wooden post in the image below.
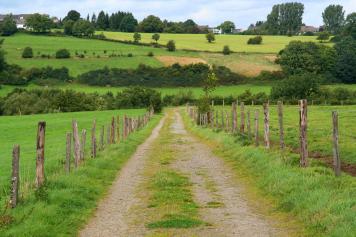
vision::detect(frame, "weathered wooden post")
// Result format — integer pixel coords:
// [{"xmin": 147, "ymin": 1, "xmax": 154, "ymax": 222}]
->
[
  {"xmin": 116, "ymin": 115, "xmax": 120, "ymax": 143},
  {"xmin": 72, "ymin": 120, "xmax": 81, "ymax": 168},
  {"xmin": 232, "ymin": 102, "xmax": 237, "ymax": 133},
  {"xmin": 299, "ymin": 99, "xmax": 308, "ymax": 167},
  {"xmin": 106, "ymin": 125, "xmax": 111, "ymax": 144},
  {"xmin": 225, "ymin": 111, "xmax": 229, "ymax": 132},
  {"xmin": 36, "ymin": 121, "xmax": 46, "ymax": 188},
  {"xmin": 332, "ymin": 111, "xmax": 341, "ymax": 176},
  {"xmin": 278, "ymin": 101, "xmax": 285, "ymax": 150},
  {"xmin": 240, "ymin": 102, "xmax": 245, "ymax": 133},
  {"xmin": 263, "ymin": 103, "xmax": 270, "ymax": 149},
  {"xmin": 110, "ymin": 116, "xmax": 115, "ymax": 144},
  {"xmin": 81, "ymin": 129, "xmax": 87, "ymax": 161},
  {"xmin": 91, "ymin": 120, "xmax": 97, "ymax": 158},
  {"xmin": 247, "ymin": 110, "xmax": 251, "ymax": 139},
  {"xmin": 255, "ymin": 110, "xmax": 259, "ymax": 146},
  {"xmin": 100, "ymin": 126, "xmax": 104, "ymax": 150},
  {"xmin": 65, "ymin": 133, "xmax": 71, "ymax": 173},
  {"xmin": 10, "ymin": 145, "xmax": 20, "ymax": 208}
]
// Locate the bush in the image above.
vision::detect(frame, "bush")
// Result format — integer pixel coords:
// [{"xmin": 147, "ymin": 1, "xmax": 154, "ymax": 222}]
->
[
  {"xmin": 270, "ymin": 73, "xmax": 321, "ymax": 101},
  {"xmin": 22, "ymin": 47, "xmax": 33, "ymax": 58},
  {"xmin": 303, "ymin": 31, "xmax": 315, "ymax": 36},
  {"xmin": 127, "ymin": 53, "xmax": 133, "ymax": 57},
  {"xmin": 167, "ymin": 40, "xmax": 176, "ymax": 51},
  {"xmin": 222, "ymin": 45, "xmax": 231, "ymax": 55},
  {"xmin": 247, "ymin": 36, "xmax": 263, "ymax": 45},
  {"xmin": 55, "ymin": 49, "xmax": 70, "ymax": 59},
  {"xmin": 147, "ymin": 51, "xmax": 154, "ymax": 57},
  {"xmin": 317, "ymin": 32, "xmax": 330, "ymax": 43},
  {"xmin": 334, "ymin": 37, "xmax": 356, "ymax": 83}
]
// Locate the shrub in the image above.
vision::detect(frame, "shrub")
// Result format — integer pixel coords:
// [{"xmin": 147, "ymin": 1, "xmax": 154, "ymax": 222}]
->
[
  {"xmin": 147, "ymin": 52, "xmax": 154, "ymax": 57},
  {"xmin": 303, "ymin": 31, "xmax": 315, "ymax": 36},
  {"xmin": 127, "ymin": 53, "xmax": 133, "ymax": 57},
  {"xmin": 167, "ymin": 40, "xmax": 176, "ymax": 52},
  {"xmin": 133, "ymin": 32, "xmax": 141, "ymax": 43},
  {"xmin": 22, "ymin": 47, "xmax": 33, "ymax": 58},
  {"xmin": 317, "ymin": 32, "xmax": 330, "ymax": 43},
  {"xmin": 222, "ymin": 45, "xmax": 231, "ymax": 55},
  {"xmin": 247, "ymin": 36, "xmax": 263, "ymax": 45},
  {"xmin": 55, "ymin": 49, "xmax": 70, "ymax": 59},
  {"xmin": 206, "ymin": 32, "xmax": 215, "ymax": 43}
]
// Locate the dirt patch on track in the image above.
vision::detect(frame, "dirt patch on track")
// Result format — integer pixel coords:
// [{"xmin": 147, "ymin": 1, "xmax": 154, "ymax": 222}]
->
[{"xmin": 156, "ymin": 56, "xmax": 207, "ymax": 66}]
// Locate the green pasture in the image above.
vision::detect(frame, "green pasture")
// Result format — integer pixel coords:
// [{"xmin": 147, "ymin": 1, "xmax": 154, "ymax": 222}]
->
[
  {"xmin": 216, "ymin": 104, "xmax": 356, "ymax": 165},
  {"xmin": 101, "ymin": 31, "xmax": 326, "ymax": 53},
  {"xmin": 0, "ymin": 109, "xmax": 146, "ymax": 197},
  {"xmin": 0, "ymin": 33, "xmax": 198, "ymax": 76}
]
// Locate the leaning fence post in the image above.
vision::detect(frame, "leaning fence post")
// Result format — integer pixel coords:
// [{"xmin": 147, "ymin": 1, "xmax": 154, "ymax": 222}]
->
[
  {"xmin": 72, "ymin": 120, "xmax": 81, "ymax": 168},
  {"xmin": 240, "ymin": 102, "xmax": 245, "ymax": 133},
  {"xmin": 65, "ymin": 133, "xmax": 71, "ymax": 173},
  {"xmin": 91, "ymin": 120, "xmax": 97, "ymax": 158},
  {"xmin": 116, "ymin": 115, "xmax": 120, "ymax": 143},
  {"xmin": 332, "ymin": 111, "xmax": 341, "ymax": 176},
  {"xmin": 110, "ymin": 116, "xmax": 115, "ymax": 144},
  {"xmin": 299, "ymin": 99, "xmax": 308, "ymax": 167},
  {"xmin": 36, "ymin": 121, "xmax": 46, "ymax": 188},
  {"xmin": 10, "ymin": 145, "xmax": 20, "ymax": 208},
  {"xmin": 255, "ymin": 110, "xmax": 259, "ymax": 147},
  {"xmin": 263, "ymin": 103, "xmax": 270, "ymax": 149},
  {"xmin": 278, "ymin": 101, "xmax": 285, "ymax": 150}
]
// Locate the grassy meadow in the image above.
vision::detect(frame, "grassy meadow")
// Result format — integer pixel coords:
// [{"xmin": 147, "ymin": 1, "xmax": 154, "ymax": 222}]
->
[
  {"xmin": 182, "ymin": 109, "xmax": 356, "ymax": 237},
  {"xmin": 215, "ymin": 104, "xmax": 356, "ymax": 165},
  {"xmin": 0, "ymin": 109, "xmax": 146, "ymax": 198},
  {"xmin": 101, "ymin": 31, "xmax": 326, "ymax": 53}
]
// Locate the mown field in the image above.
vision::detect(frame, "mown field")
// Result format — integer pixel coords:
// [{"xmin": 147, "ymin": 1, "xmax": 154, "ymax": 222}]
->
[
  {"xmin": 215, "ymin": 104, "xmax": 356, "ymax": 165},
  {"xmin": 101, "ymin": 31, "xmax": 326, "ymax": 53},
  {"xmin": 0, "ymin": 108, "xmax": 145, "ymax": 196}
]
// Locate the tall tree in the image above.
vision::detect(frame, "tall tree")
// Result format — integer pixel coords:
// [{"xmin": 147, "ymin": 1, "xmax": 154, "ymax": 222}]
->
[
  {"xmin": 219, "ymin": 21, "xmax": 235, "ymax": 34},
  {"xmin": 266, "ymin": 5, "xmax": 280, "ymax": 34},
  {"xmin": 343, "ymin": 12, "xmax": 356, "ymax": 39},
  {"xmin": 25, "ymin": 14, "xmax": 53, "ymax": 33},
  {"xmin": 119, "ymin": 13, "xmax": 138, "ymax": 32},
  {"xmin": 0, "ymin": 14, "xmax": 17, "ymax": 36},
  {"xmin": 64, "ymin": 10, "xmax": 81, "ymax": 22},
  {"xmin": 323, "ymin": 5, "xmax": 345, "ymax": 34},
  {"xmin": 96, "ymin": 11, "xmax": 107, "ymax": 30},
  {"xmin": 138, "ymin": 15, "xmax": 164, "ymax": 33},
  {"xmin": 334, "ymin": 36, "xmax": 356, "ymax": 83}
]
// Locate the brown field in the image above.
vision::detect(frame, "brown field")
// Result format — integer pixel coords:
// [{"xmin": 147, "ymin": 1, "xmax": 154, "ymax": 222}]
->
[{"xmin": 155, "ymin": 56, "xmax": 207, "ymax": 66}]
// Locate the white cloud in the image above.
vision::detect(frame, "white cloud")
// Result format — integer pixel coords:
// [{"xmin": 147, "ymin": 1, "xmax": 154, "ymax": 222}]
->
[{"xmin": 0, "ymin": 0, "xmax": 355, "ymax": 29}]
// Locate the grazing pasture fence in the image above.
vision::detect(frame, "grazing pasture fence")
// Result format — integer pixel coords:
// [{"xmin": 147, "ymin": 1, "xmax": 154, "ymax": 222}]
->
[
  {"xmin": 6, "ymin": 109, "xmax": 154, "ymax": 208},
  {"xmin": 187, "ymin": 100, "xmax": 355, "ymax": 177}
]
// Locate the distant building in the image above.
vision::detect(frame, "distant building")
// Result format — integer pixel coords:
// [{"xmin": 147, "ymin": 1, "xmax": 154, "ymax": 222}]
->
[
  {"xmin": 209, "ymin": 27, "xmax": 222, "ymax": 34},
  {"xmin": 232, "ymin": 28, "xmax": 242, "ymax": 34},
  {"xmin": 0, "ymin": 14, "xmax": 32, "ymax": 28},
  {"xmin": 300, "ymin": 25, "xmax": 319, "ymax": 34}
]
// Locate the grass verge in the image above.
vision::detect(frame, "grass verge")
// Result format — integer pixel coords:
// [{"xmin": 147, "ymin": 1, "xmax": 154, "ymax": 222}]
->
[
  {"xmin": 181, "ymin": 109, "xmax": 356, "ymax": 237},
  {"xmin": 0, "ymin": 114, "xmax": 162, "ymax": 237}
]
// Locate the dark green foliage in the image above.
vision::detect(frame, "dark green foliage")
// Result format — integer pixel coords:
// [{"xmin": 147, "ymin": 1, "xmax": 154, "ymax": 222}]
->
[
  {"xmin": 322, "ymin": 5, "xmax": 345, "ymax": 34},
  {"xmin": 55, "ymin": 49, "xmax": 71, "ymax": 59},
  {"xmin": 266, "ymin": 2, "xmax": 304, "ymax": 35},
  {"xmin": 247, "ymin": 36, "xmax": 263, "ymax": 44},
  {"xmin": 64, "ymin": 10, "xmax": 81, "ymax": 22},
  {"xmin": 206, "ymin": 32, "xmax": 215, "ymax": 43},
  {"xmin": 25, "ymin": 13, "xmax": 53, "ymax": 33},
  {"xmin": 277, "ymin": 41, "xmax": 336, "ymax": 77},
  {"xmin": 133, "ymin": 32, "xmax": 141, "ymax": 43},
  {"xmin": 166, "ymin": 40, "xmax": 176, "ymax": 52},
  {"xmin": 0, "ymin": 15, "xmax": 17, "ymax": 36},
  {"xmin": 0, "ymin": 64, "xmax": 26, "ymax": 85},
  {"xmin": 152, "ymin": 33, "xmax": 160, "ymax": 42},
  {"xmin": 63, "ymin": 20, "xmax": 75, "ymax": 35},
  {"xmin": 138, "ymin": 15, "xmax": 164, "ymax": 33},
  {"xmin": 219, "ymin": 21, "xmax": 235, "ymax": 34},
  {"xmin": 222, "ymin": 45, "xmax": 231, "ymax": 55},
  {"xmin": 317, "ymin": 32, "xmax": 330, "ymax": 43},
  {"xmin": 271, "ymin": 73, "xmax": 321, "ymax": 101},
  {"xmin": 303, "ymin": 31, "xmax": 315, "ymax": 36},
  {"xmin": 147, "ymin": 51, "xmax": 154, "ymax": 57},
  {"xmin": 22, "ymin": 47, "xmax": 33, "ymax": 58},
  {"xmin": 255, "ymin": 70, "xmax": 285, "ymax": 81},
  {"xmin": 334, "ymin": 37, "xmax": 356, "ymax": 83},
  {"xmin": 115, "ymin": 87, "xmax": 162, "ymax": 112},
  {"xmin": 343, "ymin": 13, "xmax": 356, "ymax": 40},
  {"xmin": 0, "ymin": 50, "xmax": 5, "ymax": 72},
  {"xmin": 78, "ymin": 63, "xmax": 244, "ymax": 87},
  {"xmin": 72, "ymin": 20, "xmax": 95, "ymax": 37},
  {"xmin": 97, "ymin": 11, "xmax": 110, "ymax": 30},
  {"xmin": 24, "ymin": 66, "xmax": 71, "ymax": 82}
]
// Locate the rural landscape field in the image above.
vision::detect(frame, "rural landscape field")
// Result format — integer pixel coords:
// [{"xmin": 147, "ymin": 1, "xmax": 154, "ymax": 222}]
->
[{"xmin": 0, "ymin": 0, "xmax": 355, "ymax": 236}]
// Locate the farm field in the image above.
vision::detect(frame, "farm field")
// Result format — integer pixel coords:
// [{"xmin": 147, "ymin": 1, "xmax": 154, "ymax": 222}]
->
[
  {"xmin": 0, "ymin": 108, "xmax": 146, "ymax": 197},
  {"xmin": 214, "ymin": 104, "xmax": 356, "ymax": 166},
  {"xmin": 100, "ymin": 31, "xmax": 328, "ymax": 53},
  {"xmin": 0, "ymin": 33, "xmax": 199, "ymax": 76}
]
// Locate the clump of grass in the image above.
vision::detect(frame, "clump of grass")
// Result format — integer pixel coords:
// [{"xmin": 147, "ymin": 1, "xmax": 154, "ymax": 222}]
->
[{"xmin": 147, "ymin": 214, "xmax": 203, "ymax": 229}]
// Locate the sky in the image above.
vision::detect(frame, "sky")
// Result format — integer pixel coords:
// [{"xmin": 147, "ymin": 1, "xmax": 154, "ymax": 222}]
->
[{"xmin": 0, "ymin": 0, "xmax": 356, "ymax": 29}]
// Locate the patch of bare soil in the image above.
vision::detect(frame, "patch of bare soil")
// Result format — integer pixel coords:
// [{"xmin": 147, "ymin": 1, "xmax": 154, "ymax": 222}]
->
[
  {"xmin": 156, "ymin": 56, "xmax": 207, "ymax": 66},
  {"xmin": 264, "ymin": 55, "xmax": 278, "ymax": 63},
  {"xmin": 79, "ymin": 116, "xmax": 166, "ymax": 237},
  {"xmin": 169, "ymin": 111, "xmax": 292, "ymax": 237}
]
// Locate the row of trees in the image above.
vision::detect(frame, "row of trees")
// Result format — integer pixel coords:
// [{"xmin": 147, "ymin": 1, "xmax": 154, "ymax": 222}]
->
[{"xmin": 0, "ymin": 15, "xmax": 17, "ymax": 36}]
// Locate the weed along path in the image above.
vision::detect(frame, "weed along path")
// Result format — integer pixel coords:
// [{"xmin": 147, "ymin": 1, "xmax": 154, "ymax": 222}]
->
[{"xmin": 79, "ymin": 110, "xmax": 294, "ymax": 237}]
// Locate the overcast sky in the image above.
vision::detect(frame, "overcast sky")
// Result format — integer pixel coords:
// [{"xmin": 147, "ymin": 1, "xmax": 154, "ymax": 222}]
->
[{"xmin": 0, "ymin": 0, "xmax": 355, "ymax": 29}]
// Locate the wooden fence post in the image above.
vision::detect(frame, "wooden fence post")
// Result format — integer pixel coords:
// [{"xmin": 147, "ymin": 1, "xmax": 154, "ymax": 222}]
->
[
  {"xmin": 247, "ymin": 110, "xmax": 251, "ymax": 139},
  {"xmin": 72, "ymin": 120, "xmax": 81, "ymax": 168},
  {"xmin": 255, "ymin": 110, "xmax": 259, "ymax": 147},
  {"xmin": 100, "ymin": 126, "xmax": 104, "ymax": 150},
  {"xmin": 263, "ymin": 103, "xmax": 270, "ymax": 149},
  {"xmin": 225, "ymin": 111, "xmax": 229, "ymax": 132},
  {"xmin": 332, "ymin": 111, "xmax": 341, "ymax": 176},
  {"xmin": 116, "ymin": 115, "xmax": 120, "ymax": 143},
  {"xmin": 278, "ymin": 101, "xmax": 285, "ymax": 150},
  {"xmin": 36, "ymin": 121, "xmax": 46, "ymax": 188},
  {"xmin": 232, "ymin": 102, "xmax": 237, "ymax": 133},
  {"xmin": 91, "ymin": 120, "xmax": 96, "ymax": 158},
  {"xmin": 10, "ymin": 145, "xmax": 20, "ymax": 208},
  {"xmin": 81, "ymin": 129, "xmax": 87, "ymax": 161},
  {"xmin": 106, "ymin": 125, "xmax": 111, "ymax": 144},
  {"xmin": 110, "ymin": 117, "xmax": 115, "ymax": 144},
  {"xmin": 240, "ymin": 102, "xmax": 245, "ymax": 133},
  {"xmin": 299, "ymin": 99, "xmax": 308, "ymax": 167},
  {"xmin": 221, "ymin": 110, "xmax": 224, "ymax": 129},
  {"xmin": 65, "ymin": 133, "xmax": 71, "ymax": 173}
]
